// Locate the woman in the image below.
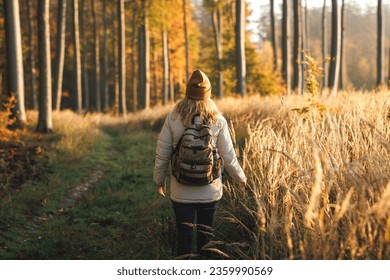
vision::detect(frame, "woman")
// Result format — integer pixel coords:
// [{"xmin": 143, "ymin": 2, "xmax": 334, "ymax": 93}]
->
[{"xmin": 153, "ymin": 69, "xmax": 246, "ymax": 258}]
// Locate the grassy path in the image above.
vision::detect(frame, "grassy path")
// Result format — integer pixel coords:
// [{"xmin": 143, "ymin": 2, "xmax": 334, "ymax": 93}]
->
[{"xmin": 0, "ymin": 121, "xmax": 175, "ymax": 259}]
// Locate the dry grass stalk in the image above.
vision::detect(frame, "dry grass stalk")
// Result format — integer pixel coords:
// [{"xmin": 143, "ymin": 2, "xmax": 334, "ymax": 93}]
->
[{"xmin": 213, "ymin": 91, "xmax": 390, "ymax": 260}]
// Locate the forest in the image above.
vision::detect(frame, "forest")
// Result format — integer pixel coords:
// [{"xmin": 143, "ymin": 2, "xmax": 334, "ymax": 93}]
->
[{"xmin": 0, "ymin": 0, "xmax": 389, "ymax": 260}]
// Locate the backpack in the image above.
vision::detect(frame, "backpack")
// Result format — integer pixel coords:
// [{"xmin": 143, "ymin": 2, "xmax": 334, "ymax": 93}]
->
[{"xmin": 171, "ymin": 115, "xmax": 222, "ymax": 186}]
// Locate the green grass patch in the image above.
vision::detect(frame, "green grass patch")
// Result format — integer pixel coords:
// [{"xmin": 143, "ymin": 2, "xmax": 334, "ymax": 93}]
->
[{"xmin": 1, "ymin": 118, "xmax": 176, "ymax": 259}]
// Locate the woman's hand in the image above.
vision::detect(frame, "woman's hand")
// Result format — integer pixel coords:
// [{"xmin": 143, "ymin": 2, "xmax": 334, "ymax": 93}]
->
[
  {"xmin": 157, "ymin": 184, "xmax": 166, "ymax": 197},
  {"xmin": 239, "ymin": 181, "xmax": 246, "ymax": 189}
]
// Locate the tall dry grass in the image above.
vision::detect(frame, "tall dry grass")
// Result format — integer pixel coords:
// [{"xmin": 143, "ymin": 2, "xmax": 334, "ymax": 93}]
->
[
  {"xmin": 26, "ymin": 110, "xmax": 102, "ymax": 161},
  {"xmin": 215, "ymin": 91, "xmax": 390, "ymax": 260}
]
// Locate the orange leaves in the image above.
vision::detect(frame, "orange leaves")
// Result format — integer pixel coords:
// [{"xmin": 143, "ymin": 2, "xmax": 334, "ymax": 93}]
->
[
  {"xmin": 0, "ymin": 100, "xmax": 48, "ymax": 191},
  {"xmin": 2, "ymin": 94, "xmax": 18, "ymax": 129}
]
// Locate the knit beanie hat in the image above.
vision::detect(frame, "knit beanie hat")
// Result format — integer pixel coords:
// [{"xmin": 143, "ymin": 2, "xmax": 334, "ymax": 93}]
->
[{"xmin": 186, "ymin": 69, "xmax": 211, "ymax": 100}]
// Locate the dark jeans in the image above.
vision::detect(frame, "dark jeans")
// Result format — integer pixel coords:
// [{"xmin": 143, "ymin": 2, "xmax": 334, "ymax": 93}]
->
[{"xmin": 172, "ymin": 200, "xmax": 219, "ymax": 259}]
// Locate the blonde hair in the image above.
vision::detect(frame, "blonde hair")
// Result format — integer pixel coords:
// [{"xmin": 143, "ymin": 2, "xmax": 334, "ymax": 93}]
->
[{"xmin": 172, "ymin": 97, "xmax": 221, "ymax": 126}]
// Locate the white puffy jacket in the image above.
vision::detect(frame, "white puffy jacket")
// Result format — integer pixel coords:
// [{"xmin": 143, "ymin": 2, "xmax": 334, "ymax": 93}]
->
[{"xmin": 153, "ymin": 111, "xmax": 247, "ymax": 203}]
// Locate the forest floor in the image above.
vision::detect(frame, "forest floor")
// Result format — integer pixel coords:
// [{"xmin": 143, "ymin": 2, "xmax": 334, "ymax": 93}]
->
[{"xmin": 0, "ymin": 111, "xmax": 176, "ymax": 259}]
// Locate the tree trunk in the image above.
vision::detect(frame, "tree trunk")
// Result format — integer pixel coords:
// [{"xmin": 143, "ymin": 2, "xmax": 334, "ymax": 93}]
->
[
  {"xmin": 270, "ymin": 0, "xmax": 277, "ymax": 71},
  {"xmin": 183, "ymin": 0, "xmax": 190, "ymax": 82},
  {"xmin": 162, "ymin": 26, "xmax": 169, "ymax": 105},
  {"xmin": 377, "ymin": 0, "xmax": 384, "ymax": 86},
  {"xmin": 304, "ymin": 0, "xmax": 309, "ymax": 52},
  {"xmin": 145, "ymin": 14, "xmax": 150, "ymax": 109},
  {"xmin": 282, "ymin": 0, "xmax": 291, "ymax": 95},
  {"xmin": 300, "ymin": 0, "xmax": 306, "ymax": 94},
  {"xmin": 72, "ymin": 0, "xmax": 82, "ymax": 113},
  {"xmin": 36, "ymin": 0, "xmax": 53, "ymax": 133},
  {"xmin": 111, "ymin": 10, "xmax": 119, "ymax": 114},
  {"xmin": 388, "ymin": 41, "xmax": 390, "ymax": 88},
  {"xmin": 92, "ymin": 0, "xmax": 101, "ymax": 112},
  {"xmin": 102, "ymin": 0, "xmax": 109, "ymax": 112},
  {"xmin": 118, "ymin": 0, "xmax": 127, "ymax": 115},
  {"xmin": 169, "ymin": 70, "xmax": 175, "ymax": 102},
  {"xmin": 212, "ymin": 1, "xmax": 223, "ymax": 98},
  {"xmin": 322, "ymin": 0, "xmax": 328, "ymax": 89},
  {"xmin": 168, "ymin": 34, "xmax": 175, "ymax": 102},
  {"xmin": 339, "ymin": 0, "xmax": 345, "ymax": 89},
  {"xmin": 235, "ymin": 0, "xmax": 246, "ymax": 96},
  {"xmin": 4, "ymin": 0, "xmax": 27, "ymax": 129},
  {"xmin": 328, "ymin": 0, "xmax": 341, "ymax": 96},
  {"xmin": 52, "ymin": 0, "xmax": 67, "ymax": 111},
  {"xmin": 27, "ymin": 0, "xmax": 37, "ymax": 110},
  {"xmin": 80, "ymin": 0, "xmax": 89, "ymax": 111},
  {"xmin": 138, "ymin": 2, "xmax": 150, "ymax": 110},
  {"xmin": 130, "ymin": 12, "xmax": 137, "ymax": 112},
  {"xmin": 152, "ymin": 37, "xmax": 158, "ymax": 105},
  {"xmin": 293, "ymin": 0, "xmax": 303, "ymax": 95}
]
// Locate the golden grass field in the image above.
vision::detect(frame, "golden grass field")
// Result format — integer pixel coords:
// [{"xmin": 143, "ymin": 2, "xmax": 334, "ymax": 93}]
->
[
  {"xmin": 1, "ymin": 90, "xmax": 389, "ymax": 260},
  {"xmin": 215, "ymin": 90, "xmax": 390, "ymax": 259}
]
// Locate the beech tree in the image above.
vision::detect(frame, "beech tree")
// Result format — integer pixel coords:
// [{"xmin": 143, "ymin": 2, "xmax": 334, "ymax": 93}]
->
[
  {"xmin": 92, "ymin": 0, "xmax": 101, "ymax": 112},
  {"xmin": 282, "ymin": 0, "xmax": 291, "ymax": 95},
  {"xmin": 80, "ymin": 0, "xmax": 89, "ymax": 111},
  {"xmin": 111, "ymin": 8, "xmax": 119, "ymax": 114},
  {"xmin": 270, "ymin": 0, "xmax": 277, "ymax": 71},
  {"xmin": 3, "ymin": 0, "xmax": 27, "ymax": 129},
  {"xmin": 322, "ymin": 0, "xmax": 328, "ymax": 89},
  {"xmin": 52, "ymin": 0, "xmax": 67, "ymax": 111},
  {"xmin": 293, "ymin": 0, "xmax": 303, "ymax": 95},
  {"xmin": 138, "ymin": 0, "xmax": 150, "ymax": 110},
  {"xmin": 212, "ymin": 0, "xmax": 224, "ymax": 98},
  {"xmin": 36, "ymin": 0, "xmax": 53, "ymax": 133},
  {"xmin": 118, "ymin": 0, "xmax": 127, "ymax": 115},
  {"xmin": 183, "ymin": 0, "xmax": 189, "ymax": 82},
  {"xmin": 235, "ymin": 0, "xmax": 246, "ymax": 96},
  {"xmin": 339, "ymin": 0, "xmax": 346, "ymax": 89},
  {"xmin": 328, "ymin": 0, "xmax": 341, "ymax": 96},
  {"xmin": 102, "ymin": 0, "xmax": 109, "ymax": 112},
  {"xmin": 72, "ymin": 0, "xmax": 82, "ymax": 114},
  {"xmin": 130, "ymin": 5, "xmax": 137, "ymax": 112},
  {"xmin": 377, "ymin": 0, "xmax": 384, "ymax": 86},
  {"xmin": 27, "ymin": 0, "xmax": 37, "ymax": 110},
  {"xmin": 161, "ymin": 1, "xmax": 169, "ymax": 105}
]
